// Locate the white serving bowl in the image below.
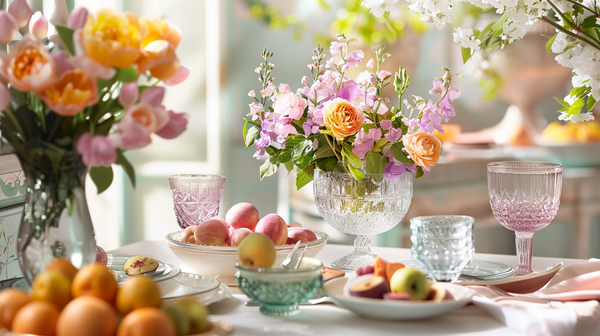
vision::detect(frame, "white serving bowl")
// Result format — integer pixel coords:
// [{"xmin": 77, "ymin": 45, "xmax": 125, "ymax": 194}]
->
[{"xmin": 165, "ymin": 230, "xmax": 329, "ymax": 285}]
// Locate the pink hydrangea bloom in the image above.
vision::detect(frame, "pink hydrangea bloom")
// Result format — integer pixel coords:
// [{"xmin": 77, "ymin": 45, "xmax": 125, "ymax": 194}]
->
[{"xmin": 76, "ymin": 133, "xmax": 117, "ymax": 167}]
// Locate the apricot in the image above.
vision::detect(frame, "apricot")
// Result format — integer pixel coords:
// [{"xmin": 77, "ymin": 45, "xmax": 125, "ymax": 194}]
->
[
  {"xmin": 373, "ymin": 256, "xmax": 388, "ymax": 278},
  {"xmin": 32, "ymin": 270, "xmax": 72, "ymax": 309},
  {"xmin": 181, "ymin": 225, "xmax": 198, "ymax": 244},
  {"xmin": 117, "ymin": 307, "xmax": 176, "ymax": 336},
  {"xmin": 255, "ymin": 213, "xmax": 288, "ymax": 245},
  {"xmin": 237, "ymin": 233, "xmax": 276, "ymax": 268},
  {"xmin": 0, "ymin": 289, "xmax": 31, "ymax": 329},
  {"xmin": 12, "ymin": 301, "xmax": 59, "ymax": 335},
  {"xmin": 57, "ymin": 296, "xmax": 117, "ymax": 336},
  {"xmin": 225, "ymin": 202, "xmax": 259, "ymax": 231},
  {"xmin": 386, "ymin": 262, "xmax": 406, "ymax": 283},
  {"xmin": 193, "ymin": 217, "xmax": 229, "ymax": 246},
  {"xmin": 46, "ymin": 258, "xmax": 78, "ymax": 282},
  {"xmin": 71, "ymin": 263, "xmax": 118, "ymax": 304},
  {"xmin": 115, "ymin": 275, "xmax": 162, "ymax": 315}
]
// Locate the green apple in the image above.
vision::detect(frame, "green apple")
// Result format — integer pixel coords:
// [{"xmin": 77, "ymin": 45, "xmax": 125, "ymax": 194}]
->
[
  {"xmin": 174, "ymin": 297, "xmax": 212, "ymax": 334},
  {"xmin": 389, "ymin": 268, "xmax": 430, "ymax": 301},
  {"xmin": 237, "ymin": 233, "xmax": 276, "ymax": 268},
  {"xmin": 163, "ymin": 304, "xmax": 191, "ymax": 335}
]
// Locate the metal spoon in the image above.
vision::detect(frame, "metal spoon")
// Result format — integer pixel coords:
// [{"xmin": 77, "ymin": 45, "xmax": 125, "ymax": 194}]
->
[{"xmin": 281, "ymin": 241, "xmax": 301, "ymax": 269}]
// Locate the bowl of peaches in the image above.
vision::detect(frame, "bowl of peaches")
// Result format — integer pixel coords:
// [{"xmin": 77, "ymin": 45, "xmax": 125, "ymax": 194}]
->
[{"xmin": 165, "ymin": 202, "xmax": 328, "ymax": 285}]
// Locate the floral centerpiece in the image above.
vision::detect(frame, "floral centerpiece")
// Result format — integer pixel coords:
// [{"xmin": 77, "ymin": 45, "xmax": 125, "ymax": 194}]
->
[
  {"xmin": 0, "ymin": 1, "xmax": 189, "ymax": 282},
  {"xmin": 245, "ymin": 35, "xmax": 461, "ymax": 189}
]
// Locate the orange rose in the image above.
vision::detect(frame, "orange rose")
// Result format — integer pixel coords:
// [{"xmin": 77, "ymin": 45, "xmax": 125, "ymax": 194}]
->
[
  {"xmin": 136, "ymin": 40, "xmax": 179, "ymax": 81},
  {"xmin": 81, "ymin": 9, "xmax": 141, "ymax": 69},
  {"xmin": 37, "ymin": 70, "xmax": 98, "ymax": 116},
  {"xmin": 2, "ymin": 35, "xmax": 56, "ymax": 92},
  {"xmin": 322, "ymin": 98, "xmax": 364, "ymax": 141},
  {"xmin": 403, "ymin": 131, "xmax": 442, "ymax": 172}
]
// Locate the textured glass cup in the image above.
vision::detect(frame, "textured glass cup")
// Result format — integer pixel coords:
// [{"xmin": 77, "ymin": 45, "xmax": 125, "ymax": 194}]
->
[
  {"xmin": 487, "ymin": 162, "xmax": 563, "ymax": 275},
  {"xmin": 168, "ymin": 175, "xmax": 226, "ymax": 228},
  {"xmin": 410, "ymin": 215, "xmax": 475, "ymax": 282},
  {"xmin": 313, "ymin": 167, "xmax": 413, "ymax": 271}
]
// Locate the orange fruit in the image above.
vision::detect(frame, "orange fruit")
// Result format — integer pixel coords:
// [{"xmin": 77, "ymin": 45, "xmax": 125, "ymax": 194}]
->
[
  {"xmin": 115, "ymin": 275, "xmax": 161, "ymax": 315},
  {"xmin": 46, "ymin": 258, "xmax": 78, "ymax": 282},
  {"xmin": 32, "ymin": 270, "xmax": 72, "ymax": 309},
  {"xmin": 57, "ymin": 296, "xmax": 117, "ymax": 336},
  {"xmin": 72, "ymin": 263, "xmax": 118, "ymax": 304},
  {"xmin": 117, "ymin": 307, "xmax": 176, "ymax": 336},
  {"xmin": 12, "ymin": 301, "xmax": 59, "ymax": 335},
  {"xmin": 0, "ymin": 288, "xmax": 32, "ymax": 330}
]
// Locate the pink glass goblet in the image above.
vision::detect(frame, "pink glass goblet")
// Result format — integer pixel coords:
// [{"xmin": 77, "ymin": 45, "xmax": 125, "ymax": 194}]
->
[
  {"xmin": 168, "ymin": 174, "xmax": 226, "ymax": 228},
  {"xmin": 487, "ymin": 162, "xmax": 562, "ymax": 275}
]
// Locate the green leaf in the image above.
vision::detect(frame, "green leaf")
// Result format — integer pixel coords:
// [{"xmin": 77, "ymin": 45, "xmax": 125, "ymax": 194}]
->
[
  {"xmin": 259, "ymin": 157, "xmax": 278, "ymax": 179},
  {"xmin": 568, "ymin": 98, "xmax": 585, "ymax": 115},
  {"xmin": 581, "ymin": 15, "xmax": 599, "ymax": 29},
  {"xmin": 555, "ymin": 97, "xmax": 570, "ymax": 108},
  {"xmin": 365, "ymin": 151, "xmax": 388, "ymax": 175},
  {"xmin": 245, "ymin": 126, "xmax": 260, "ymax": 148},
  {"xmin": 570, "ymin": 86, "xmax": 587, "ymax": 98},
  {"xmin": 296, "ymin": 165, "xmax": 314, "ymax": 190},
  {"xmin": 90, "ymin": 166, "xmax": 114, "ymax": 194},
  {"xmin": 461, "ymin": 47, "xmax": 473, "ymax": 64},
  {"xmin": 342, "ymin": 143, "xmax": 362, "ymax": 168},
  {"xmin": 415, "ymin": 166, "xmax": 424, "ymax": 178},
  {"xmin": 315, "ymin": 157, "xmax": 338, "ymax": 171},
  {"xmin": 284, "ymin": 161, "xmax": 295, "ymax": 174},
  {"xmin": 545, "ymin": 33, "xmax": 557, "ymax": 55},
  {"xmin": 491, "ymin": 14, "xmax": 508, "ymax": 32},
  {"xmin": 265, "ymin": 146, "xmax": 281, "ymax": 157},
  {"xmin": 313, "ymin": 144, "xmax": 335, "ymax": 160},
  {"xmin": 55, "ymin": 25, "xmax": 75, "ymax": 55},
  {"xmin": 115, "ymin": 67, "xmax": 139, "ymax": 83},
  {"xmin": 390, "ymin": 143, "xmax": 414, "ymax": 165},
  {"xmin": 347, "ymin": 162, "xmax": 364, "ymax": 181},
  {"xmin": 383, "ymin": 17, "xmax": 397, "ymax": 36},
  {"xmin": 116, "ymin": 151, "xmax": 136, "ymax": 188},
  {"xmin": 588, "ymin": 95, "xmax": 597, "ymax": 111},
  {"xmin": 242, "ymin": 120, "xmax": 248, "ymax": 143}
]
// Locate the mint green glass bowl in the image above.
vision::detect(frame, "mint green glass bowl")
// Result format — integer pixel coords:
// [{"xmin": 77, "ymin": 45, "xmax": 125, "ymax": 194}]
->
[{"xmin": 235, "ymin": 258, "xmax": 323, "ymax": 316}]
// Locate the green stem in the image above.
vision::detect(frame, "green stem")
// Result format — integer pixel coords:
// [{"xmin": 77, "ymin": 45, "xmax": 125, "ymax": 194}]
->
[
  {"xmin": 563, "ymin": 0, "xmax": 598, "ymax": 15},
  {"xmin": 541, "ymin": 16, "xmax": 600, "ymax": 51},
  {"xmin": 4, "ymin": 109, "xmax": 26, "ymax": 142},
  {"xmin": 325, "ymin": 134, "xmax": 341, "ymax": 161}
]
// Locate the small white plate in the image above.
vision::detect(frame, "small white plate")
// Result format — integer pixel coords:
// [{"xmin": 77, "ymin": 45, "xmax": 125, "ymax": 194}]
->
[
  {"xmin": 159, "ymin": 272, "xmax": 220, "ymax": 300},
  {"xmin": 107, "ymin": 254, "xmax": 181, "ymax": 283},
  {"xmin": 324, "ymin": 277, "xmax": 474, "ymax": 321}
]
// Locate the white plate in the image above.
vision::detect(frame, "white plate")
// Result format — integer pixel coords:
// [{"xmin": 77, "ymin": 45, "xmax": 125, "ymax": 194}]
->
[
  {"xmin": 159, "ymin": 272, "xmax": 221, "ymax": 299},
  {"xmin": 324, "ymin": 277, "xmax": 474, "ymax": 321},
  {"xmin": 107, "ymin": 254, "xmax": 181, "ymax": 283}
]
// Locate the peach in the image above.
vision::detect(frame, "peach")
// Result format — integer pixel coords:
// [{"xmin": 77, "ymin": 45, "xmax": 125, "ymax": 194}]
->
[
  {"xmin": 255, "ymin": 214, "xmax": 288, "ymax": 245},
  {"xmin": 225, "ymin": 202, "xmax": 259, "ymax": 231},
  {"xmin": 228, "ymin": 228, "xmax": 253, "ymax": 247},
  {"xmin": 288, "ymin": 222, "xmax": 303, "ymax": 228},
  {"xmin": 181, "ymin": 225, "xmax": 198, "ymax": 244},
  {"xmin": 193, "ymin": 217, "xmax": 229, "ymax": 246},
  {"xmin": 286, "ymin": 228, "xmax": 318, "ymax": 244}
]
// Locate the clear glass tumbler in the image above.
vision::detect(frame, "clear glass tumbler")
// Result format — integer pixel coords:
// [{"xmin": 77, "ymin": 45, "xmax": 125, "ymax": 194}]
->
[
  {"xmin": 410, "ymin": 215, "xmax": 475, "ymax": 282},
  {"xmin": 168, "ymin": 174, "xmax": 226, "ymax": 228},
  {"xmin": 487, "ymin": 162, "xmax": 563, "ymax": 275}
]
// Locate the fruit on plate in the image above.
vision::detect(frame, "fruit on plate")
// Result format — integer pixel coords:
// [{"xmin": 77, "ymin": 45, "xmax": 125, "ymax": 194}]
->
[
  {"xmin": 286, "ymin": 227, "xmax": 318, "ymax": 244},
  {"xmin": 46, "ymin": 258, "xmax": 79, "ymax": 282},
  {"xmin": 96, "ymin": 245, "xmax": 108, "ymax": 265},
  {"xmin": 389, "ymin": 268, "xmax": 430, "ymax": 301},
  {"xmin": 322, "ymin": 267, "xmax": 345, "ymax": 281},
  {"xmin": 426, "ymin": 283, "xmax": 453, "ymax": 302},
  {"xmin": 349, "ymin": 276, "xmax": 390, "ymax": 299},
  {"xmin": 31, "ymin": 270, "xmax": 72, "ymax": 309},
  {"xmin": 12, "ymin": 301, "xmax": 59, "ymax": 335},
  {"xmin": 383, "ymin": 292, "xmax": 411, "ymax": 301},
  {"xmin": 123, "ymin": 256, "xmax": 159, "ymax": 275},
  {"xmin": 356, "ymin": 264, "xmax": 375, "ymax": 276},
  {"xmin": 255, "ymin": 213, "xmax": 288, "ymax": 245},
  {"xmin": 57, "ymin": 296, "xmax": 117, "ymax": 336},
  {"xmin": 237, "ymin": 232, "xmax": 277, "ymax": 268},
  {"xmin": 228, "ymin": 227, "xmax": 253, "ymax": 247},
  {"xmin": 116, "ymin": 275, "xmax": 162, "ymax": 315},
  {"xmin": 0, "ymin": 289, "xmax": 31, "ymax": 329},
  {"xmin": 385, "ymin": 262, "xmax": 406, "ymax": 283},
  {"xmin": 226, "ymin": 202, "xmax": 259, "ymax": 231},
  {"xmin": 193, "ymin": 217, "xmax": 230, "ymax": 246},
  {"xmin": 168, "ymin": 297, "xmax": 211, "ymax": 334},
  {"xmin": 72, "ymin": 263, "xmax": 118, "ymax": 304},
  {"xmin": 373, "ymin": 256, "xmax": 388, "ymax": 277},
  {"xmin": 181, "ymin": 225, "xmax": 198, "ymax": 244},
  {"xmin": 117, "ymin": 307, "xmax": 176, "ymax": 336}
]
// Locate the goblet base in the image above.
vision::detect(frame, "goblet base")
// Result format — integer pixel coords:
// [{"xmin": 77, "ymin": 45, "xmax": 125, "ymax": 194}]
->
[
  {"xmin": 331, "ymin": 249, "xmax": 377, "ymax": 272},
  {"xmin": 259, "ymin": 304, "xmax": 300, "ymax": 316}
]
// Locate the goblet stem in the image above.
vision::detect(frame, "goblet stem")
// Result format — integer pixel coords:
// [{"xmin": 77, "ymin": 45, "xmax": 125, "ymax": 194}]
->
[
  {"xmin": 515, "ymin": 231, "xmax": 534, "ymax": 275},
  {"xmin": 330, "ymin": 235, "xmax": 377, "ymax": 271}
]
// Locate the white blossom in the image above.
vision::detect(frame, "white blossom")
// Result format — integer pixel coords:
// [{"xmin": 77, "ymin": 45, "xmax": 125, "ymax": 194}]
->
[
  {"xmin": 453, "ymin": 28, "xmax": 481, "ymax": 50},
  {"xmin": 559, "ymin": 112, "xmax": 595, "ymax": 122},
  {"xmin": 361, "ymin": 0, "xmax": 400, "ymax": 18}
]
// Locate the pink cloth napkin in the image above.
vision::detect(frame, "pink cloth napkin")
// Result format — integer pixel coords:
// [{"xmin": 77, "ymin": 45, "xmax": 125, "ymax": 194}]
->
[{"xmin": 469, "ymin": 262, "xmax": 600, "ymax": 336}]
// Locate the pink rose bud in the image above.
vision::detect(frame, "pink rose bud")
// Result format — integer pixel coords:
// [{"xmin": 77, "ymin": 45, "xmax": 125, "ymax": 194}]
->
[
  {"xmin": 119, "ymin": 82, "xmax": 139, "ymax": 108},
  {"xmin": 0, "ymin": 12, "xmax": 19, "ymax": 45},
  {"xmin": 0, "ymin": 84, "xmax": 10, "ymax": 111},
  {"xmin": 67, "ymin": 7, "xmax": 88, "ymax": 30},
  {"xmin": 29, "ymin": 12, "xmax": 48, "ymax": 40},
  {"xmin": 155, "ymin": 111, "xmax": 189, "ymax": 139},
  {"xmin": 140, "ymin": 86, "xmax": 165, "ymax": 108},
  {"xmin": 163, "ymin": 65, "xmax": 190, "ymax": 86},
  {"xmin": 7, "ymin": 0, "xmax": 32, "ymax": 28},
  {"xmin": 76, "ymin": 133, "xmax": 118, "ymax": 167},
  {"xmin": 366, "ymin": 58, "xmax": 375, "ymax": 69}
]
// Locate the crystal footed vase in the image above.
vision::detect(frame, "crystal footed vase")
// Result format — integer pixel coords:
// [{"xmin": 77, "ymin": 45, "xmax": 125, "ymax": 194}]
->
[
  {"xmin": 16, "ymin": 152, "xmax": 96, "ymax": 284},
  {"xmin": 313, "ymin": 165, "xmax": 413, "ymax": 271}
]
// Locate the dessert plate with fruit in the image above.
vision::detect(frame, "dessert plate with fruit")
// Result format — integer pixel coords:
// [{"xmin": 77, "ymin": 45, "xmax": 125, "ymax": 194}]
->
[
  {"xmin": 323, "ymin": 257, "xmax": 475, "ymax": 320},
  {"xmin": 106, "ymin": 255, "xmax": 182, "ymax": 283}
]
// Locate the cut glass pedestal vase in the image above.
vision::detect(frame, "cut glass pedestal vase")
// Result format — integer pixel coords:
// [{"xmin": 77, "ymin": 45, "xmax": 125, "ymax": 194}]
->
[
  {"xmin": 16, "ymin": 151, "xmax": 96, "ymax": 284},
  {"xmin": 313, "ymin": 167, "xmax": 413, "ymax": 271}
]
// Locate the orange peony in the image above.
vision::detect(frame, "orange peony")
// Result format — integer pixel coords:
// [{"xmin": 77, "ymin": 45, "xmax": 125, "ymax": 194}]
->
[
  {"xmin": 81, "ymin": 9, "xmax": 141, "ymax": 69},
  {"xmin": 2, "ymin": 35, "xmax": 56, "ymax": 92},
  {"xmin": 403, "ymin": 131, "xmax": 442, "ymax": 172},
  {"xmin": 38, "ymin": 70, "xmax": 98, "ymax": 116},
  {"xmin": 322, "ymin": 98, "xmax": 364, "ymax": 141}
]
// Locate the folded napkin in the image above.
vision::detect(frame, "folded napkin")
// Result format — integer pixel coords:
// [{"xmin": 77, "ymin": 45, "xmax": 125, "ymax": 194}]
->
[{"xmin": 469, "ymin": 262, "xmax": 600, "ymax": 336}]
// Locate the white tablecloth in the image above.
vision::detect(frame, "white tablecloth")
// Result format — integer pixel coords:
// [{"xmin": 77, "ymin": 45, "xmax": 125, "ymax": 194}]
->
[{"xmin": 110, "ymin": 242, "xmax": 585, "ymax": 336}]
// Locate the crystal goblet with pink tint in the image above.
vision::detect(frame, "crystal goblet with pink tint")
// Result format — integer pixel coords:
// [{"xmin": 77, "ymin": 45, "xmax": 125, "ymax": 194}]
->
[
  {"xmin": 169, "ymin": 175, "xmax": 226, "ymax": 228},
  {"xmin": 487, "ymin": 162, "xmax": 563, "ymax": 275}
]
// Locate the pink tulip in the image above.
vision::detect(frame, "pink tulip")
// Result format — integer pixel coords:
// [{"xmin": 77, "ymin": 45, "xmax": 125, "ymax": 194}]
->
[
  {"xmin": 51, "ymin": 50, "xmax": 73, "ymax": 75},
  {"xmin": 163, "ymin": 65, "xmax": 190, "ymax": 86},
  {"xmin": 29, "ymin": 12, "xmax": 48, "ymax": 40},
  {"xmin": 76, "ymin": 133, "xmax": 118, "ymax": 167},
  {"xmin": 67, "ymin": 7, "xmax": 88, "ymax": 30},
  {"xmin": 0, "ymin": 84, "xmax": 10, "ymax": 111},
  {"xmin": 119, "ymin": 82, "xmax": 139, "ymax": 108},
  {"xmin": 153, "ymin": 104, "xmax": 169, "ymax": 131},
  {"xmin": 7, "ymin": 0, "xmax": 32, "ymax": 28},
  {"xmin": 155, "ymin": 111, "xmax": 189, "ymax": 139},
  {"xmin": 70, "ymin": 55, "xmax": 116, "ymax": 79},
  {"xmin": 0, "ymin": 12, "xmax": 18, "ymax": 45},
  {"xmin": 140, "ymin": 86, "xmax": 165, "ymax": 108},
  {"xmin": 108, "ymin": 121, "xmax": 152, "ymax": 150}
]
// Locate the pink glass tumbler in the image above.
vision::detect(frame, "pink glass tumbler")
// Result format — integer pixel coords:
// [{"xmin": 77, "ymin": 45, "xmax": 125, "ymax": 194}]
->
[
  {"xmin": 169, "ymin": 174, "xmax": 226, "ymax": 228},
  {"xmin": 487, "ymin": 162, "xmax": 562, "ymax": 275}
]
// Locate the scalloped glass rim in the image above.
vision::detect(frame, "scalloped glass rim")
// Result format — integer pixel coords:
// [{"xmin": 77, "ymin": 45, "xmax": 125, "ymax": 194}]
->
[
  {"xmin": 165, "ymin": 229, "xmax": 329, "ymax": 252},
  {"xmin": 234, "ymin": 258, "xmax": 323, "ymax": 273},
  {"xmin": 168, "ymin": 174, "xmax": 226, "ymax": 181},
  {"xmin": 487, "ymin": 161, "xmax": 563, "ymax": 174}
]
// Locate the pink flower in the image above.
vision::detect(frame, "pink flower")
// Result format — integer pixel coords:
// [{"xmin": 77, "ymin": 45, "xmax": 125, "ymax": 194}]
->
[
  {"xmin": 248, "ymin": 102, "xmax": 264, "ymax": 118},
  {"xmin": 378, "ymin": 70, "xmax": 391, "ymax": 79},
  {"xmin": 108, "ymin": 121, "xmax": 152, "ymax": 150},
  {"xmin": 67, "ymin": 7, "xmax": 88, "ymax": 30},
  {"xmin": 278, "ymin": 83, "xmax": 290, "ymax": 94},
  {"xmin": 301, "ymin": 76, "xmax": 309, "ymax": 85},
  {"xmin": 385, "ymin": 127, "xmax": 402, "ymax": 143},
  {"xmin": 325, "ymin": 58, "xmax": 336, "ymax": 69},
  {"xmin": 140, "ymin": 86, "xmax": 165, "ymax": 107},
  {"xmin": 346, "ymin": 50, "xmax": 364, "ymax": 67},
  {"xmin": 76, "ymin": 133, "xmax": 117, "ymax": 167},
  {"xmin": 273, "ymin": 92, "xmax": 307, "ymax": 120},
  {"xmin": 164, "ymin": 65, "xmax": 190, "ymax": 86},
  {"xmin": 357, "ymin": 71, "xmax": 373, "ymax": 85},
  {"xmin": 0, "ymin": 12, "xmax": 18, "ymax": 45},
  {"xmin": 51, "ymin": 50, "xmax": 73, "ymax": 75},
  {"xmin": 329, "ymin": 42, "xmax": 346, "ymax": 56},
  {"xmin": 260, "ymin": 83, "xmax": 276, "ymax": 97},
  {"xmin": 430, "ymin": 80, "xmax": 461, "ymax": 101},
  {"xmin": 0, "ymin": 84, "xmax": 10, "ymax": 111},
  {"xmin": 29, "ymin": 12, "xmax": 48, "ymax": 40},
  {"xmin": 119, "ymin": 82, "xmax": 139, "ymax": 108},
  {"xmin": 7, "ymin": 0, "xmax": 32, "ymax": 28},
  {"xmin": 380, "ymin": 120, "xmax": 392, "ymax": 130},
  {"xmin": 366, "ymin": 58, "xmax": 375, "ymax": 69},
  {"xmin": 429, "ymin": 80, "xmax": 443, "ymax": 95},
  {"xmin": 352, "ymin": 129, "xmax": 374, "ymax": 160},
  {"xmin": 69, "ymin": 56, "xmax": 116, "ymax": 80},
  {"xmin": 155, "ymin": 111, "xmax": 189, "ymax": 139}
]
